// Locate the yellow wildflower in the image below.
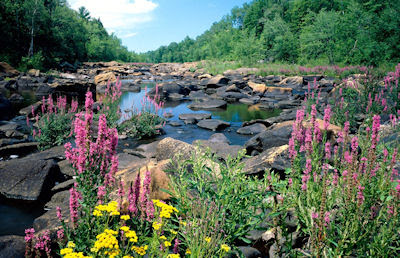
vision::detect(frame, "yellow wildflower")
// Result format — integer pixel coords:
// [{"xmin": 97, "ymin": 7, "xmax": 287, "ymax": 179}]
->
[
  {"xmin": 179, "ymin": 221, "xmax": 187, "ymax": 226},
  {"xmin": 164, "ymin": 241, "xmax": 172, "ymax": 247},
  {"xmin": 120, "ymin": 226, "xmax": 130, "ymax": 232},
  {"xmin": 205, "ymin": 237, "xmax": 211, "ymax": 243},
  {"xmin": 131, "ymin": 245, "xmax": 148, "ymax": 256},
  {"xmin": 167, "ymin": 254, "xmax": 180, "ymax": 258},
  {"xmin": 125, "ymin": 230, "xmax": 138, "ymax": 243},
  {"xmin": 185, "ymin": 249, "xmax": 191, "ymax": 254},
  {"xmin": 221, "ymin": 244, "xmax": 230, "ymax": 252},
  {"xmin": 152, "ymin": 199, "xmax": 179, "ymax": 219},
  {"xmin": 67, "ymin": 241, "xmax": 76, "ymax": 248},
  {"xmin": 170, "ymin": 229, "xmax": 178, "ymax": 235},
  {"xmin": 160, "ymin": 235, "xmax": 167, "ymax": 240},
  {"xmin": 152, "ymin": 221, "xmax": 162, "ymax": 230},
  {"xmin": 60, "ymin": 247, "xmax": 73, "ymax": 255},
  {"xmin": 92, "ymin": 210, "xmax": 102, "ymax": 217},
  {"xmin": 120, "ymin": 215, "xmax": 130, "ymax": 220},
  {"xmin": 123, "ymin": 256, "xmax": 133, "ymax": 258}
]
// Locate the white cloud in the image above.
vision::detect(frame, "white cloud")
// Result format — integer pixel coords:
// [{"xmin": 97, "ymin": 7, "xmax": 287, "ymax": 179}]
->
[
  {"xmin": 68, "ymin": 0, "xmax": 158, "ymax": 36},
  {"xmin": 121, "ymin": 32, "xmax": 138, "ymax": 38}
]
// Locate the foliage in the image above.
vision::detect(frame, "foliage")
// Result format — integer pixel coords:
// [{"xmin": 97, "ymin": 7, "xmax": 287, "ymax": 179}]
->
[
  {"xmin": 0, "ymin": 0, "xmax": 142, "ymax": 70},
  {"xmin": 144, "ymin": 0, "xmax": 400, "ymax": 66},
  {"xmin": 169, "ymin": 148, "xmax": 268, "ymax": 245},
  {"xmin": 30, "ymin": 95, "xmax": 78, "ymax": 150}
]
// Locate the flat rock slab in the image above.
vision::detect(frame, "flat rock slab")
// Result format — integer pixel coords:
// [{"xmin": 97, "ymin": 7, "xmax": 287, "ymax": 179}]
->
[
  {"xmin": 197, "ymin": 119, "xmax": 230, "ymax": 131},
  {"xmin": 0, "ymin": 157, "xmax": 60, "ymax": 200},
  {"xmin": 237, "ymin": 123, "xmax": 268, "ymax": 135},
  {"xmin": 243, "ymin": 145, "xmax": 289, "ymax": 176},
  {"xmin": 178, "ymin": 113, "xmax": 211, "ymax": 121},
  {"xmin": 188, "ymin": 99, "xmax": 227, "ymax": 110},
  {"xmin": 0, "ymin": 235, "xmax": 25, "ymax": 258},
  {"xmin": 193, "ymin": 139, "xmax": 242, "ymax": 160}
]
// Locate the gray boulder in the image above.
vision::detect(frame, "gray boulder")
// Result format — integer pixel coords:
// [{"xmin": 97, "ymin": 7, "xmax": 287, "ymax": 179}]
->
[{"xmin": 197, "ymin": 119, "xmax": 230, "ymax": 131}]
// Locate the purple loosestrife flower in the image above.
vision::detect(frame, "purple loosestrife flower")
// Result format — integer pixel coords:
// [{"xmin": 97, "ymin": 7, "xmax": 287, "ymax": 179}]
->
[
  {"xmin": 323, "ymin": 105, "xmax": 332, "ymax": 130},
  {"xmin": 173, "ymin": 238, "xmax": 180, "ymax": 254},
  {"xmin": 56, "ymin": 206, "xmax": 62, "ymax": 221},
  {"xmin": 351, "ymin": 137, "xmax": 358, "ymax": 153},
  {"xmin": 371, "ymin": 115, "xmax": 380, "ymax": 149},
  {"xmin": 301, "ymin": 159, "xmax": 312, "ymax": 191},
  {"xmin": 325, "ymin": 142, "xmax": 331, "ymax": 160},
  {"xmin": 69, "ymin": 187, "xmax": 80, "ymax": 225},
  {"xmin": 129, "ymin": 172, "xmax": 141, "ymax": 215},
  {"xmin": 357, "ymin": 185, "xmax": 365, "ymax": 205},
  {"xmin": 97, "ymin": 186, "xmax": 106, "ymax": 204},
  {"xmin": 57, "ymin": 229, "xmax": 64, "ymax": 240},
  {"xmin": 324, "ymin": 211, "xmax": 331, "ymax": 227}
]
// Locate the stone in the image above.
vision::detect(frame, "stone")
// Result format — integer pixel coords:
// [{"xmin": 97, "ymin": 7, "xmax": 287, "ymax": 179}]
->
[
  {"xmin": 239, "ymin": 97, "xmax": 260, "ymax": 105},
  {"xmin": 94, "ymin": 72, "xmax": 116, "ymax": 85},
  {"xmin": 207, "ymin": 75, "xmax": 230, "ymax": 88},
  {"xmin": 116, "ymin": 160, "xmax": 172, "ymax": 202},
  {"xmin": 27, "ymin": 69, "xmax": 40, "ymax": 77},
  {"xmin": 19, "ymin": 101, "xmax": 41, "ymax": 116},
  {"xmin": 193, "ymin": 139, "xmax": 242, "ymax": 160},
  {"xmin": 244, "ymin": 121, "xmax": 293, "ymax": 154},
  {"xmin": 58, "ymin": 160, "xmax": 74, "ymax": 177},
  {"xmin": 178, "ymin": 113, "xmax": 211, "ymax": 121},
  {"xmin": 169, "ymin": 121, "xmax": 182, "ymax": 127},
  {"xmin": 8, "ymin": 93, "xmax": 24, "ymax": 104},
  {"xmin": 208, "ymin": 133, "xmax": 230, "ymax": 144},
  {"xmin": 188, "ymin": 99, "xmax": 227, "ymax": 110},
  {"xmin": 0, "ymin": 62, "xmax": 19, "ymax": 77},
  {"xmin": 0, "ymin": 142, "xmax": 38, "ymax": 157},
  {"xmin": 0, "ymin": 157, "xmax": 61, "ymax": 201},
  {"xmin": 188, "ymin": 90, "xmax": 209, "ymax": 101},
  {"xmin": 248, "ymin": 81, "xmax": 267, "ymax": 94},
  {"xmin": 275, "ymin": 99, "xmax": 301, "ymax": 109},
  {"xmin": 278, "ymin": 76, "xmax": 304, "ymax": 86},
  {"xmin": 237, "ymin": 246, "xmax": 262, "ymax": 258},
  {"xmin": 156, "ymin": 137, "xmax": 195, "ymax": 161},
  {"xmin": 45, "ymin": 189, "xmax": 70, "ymax": 209},
  {"xmin": 197, "ymin": 119, "xmax": 230, "ymax": 131},
  {"xmin": 0, "ymin": 235, "xmax": 25, "ymax": 258},
  {"xmin": 118, "ymin": 153, "xmax": 146, "ymax": 170},
  {"xmin": 237, "ymin": 123, "xmax": 267, "ymax": 135},
  {"xmin": 243, "ymin": 145, "xmax": 289, "ymax": 176},
  {"xmin": 51, "ymin": 179, "xmax": 75, "ymax": 193}
]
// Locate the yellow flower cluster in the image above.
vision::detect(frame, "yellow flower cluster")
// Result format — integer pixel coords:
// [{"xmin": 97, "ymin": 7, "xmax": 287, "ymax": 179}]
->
[
  {"xmin": 164, "ymin": 241, "xmax": 172, "ymax": 247},
  {"xmin": 120, "ymin": 215, "xmax": 130, "ymax": 221},
  {"xmin": 91, "ymin": 229, "xmax": 120, "ymax": 257},
  {"xmin": 221, "ymin": 244, "xmax": 231, "ymax": 252},
  {"xmin": 120, "ymin": 226, "xmax": 138, "ymax": 243},
  {"xmin": 152, "ymin": 199, "xmax": 178, "ymax": 219},
  {"xmin": 185, "ymin": 249, "xmax": 191, "ymax": 254},
  {"xmin": 93, "ymin": 201, "xmax": 120, "ymax": 217},
  {"xmin": 205, "ymin": 237, "xmax": 211, "ymax": 243},
  {"xmin": 152, "ymin": 221, "xmax": 162, "ymax": 230},
  {"xmin": 60, "ymin": 243, "xmax": 92, "ymax": 258},
  {"xmin": 131, "ymin": 245, "xmax": 148, "ymax": 256},
  {"xmin": 167, "ymin": 254, "xmax": 180, "ymax": 258}
]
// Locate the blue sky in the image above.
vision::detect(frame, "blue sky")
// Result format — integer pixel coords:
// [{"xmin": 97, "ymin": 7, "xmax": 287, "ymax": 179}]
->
[{"xmin": 68, "ymin": 0, "xmax": 250, "ymax": 53}]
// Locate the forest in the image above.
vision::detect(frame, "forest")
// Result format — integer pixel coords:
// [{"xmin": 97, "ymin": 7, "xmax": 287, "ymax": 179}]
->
[
  {"xmin": 145, "ymin": 0, "xmax": 400, "ymax": 66},
  {"xmin": 1, "ymin": 0, "xmax": 399, "ymax": 70},
  {"xmin": 0, "ymin": 0, "xmax": 140, "ymax": 70}
]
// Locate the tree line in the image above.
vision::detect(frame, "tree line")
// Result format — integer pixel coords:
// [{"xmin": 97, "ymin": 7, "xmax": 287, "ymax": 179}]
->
[
  {"xmin": 0, "ymin": 0, "xmax": 141, "ymax": 70},
  {"xmin": 144, "ymin": 0, "xmax": 400, "ymax": 66}
]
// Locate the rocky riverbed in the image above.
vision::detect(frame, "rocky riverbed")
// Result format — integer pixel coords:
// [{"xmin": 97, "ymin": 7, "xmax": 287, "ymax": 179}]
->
[{"xmin": 1, "ymin": 61, "xmax": 392, "ymax": 257}]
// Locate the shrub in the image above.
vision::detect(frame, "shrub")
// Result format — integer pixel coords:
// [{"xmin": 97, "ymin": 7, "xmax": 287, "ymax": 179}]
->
[
  {"xmin": 30, "ymin": 95, "xmax": 78, "ymax": 150},
  {"xmin": 169, "ymin": 148, "xmax": 269, "ymax": 245},
  {"xmin": 271, "ymin": 106, "xmax": 400, "ymax": 256}
]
